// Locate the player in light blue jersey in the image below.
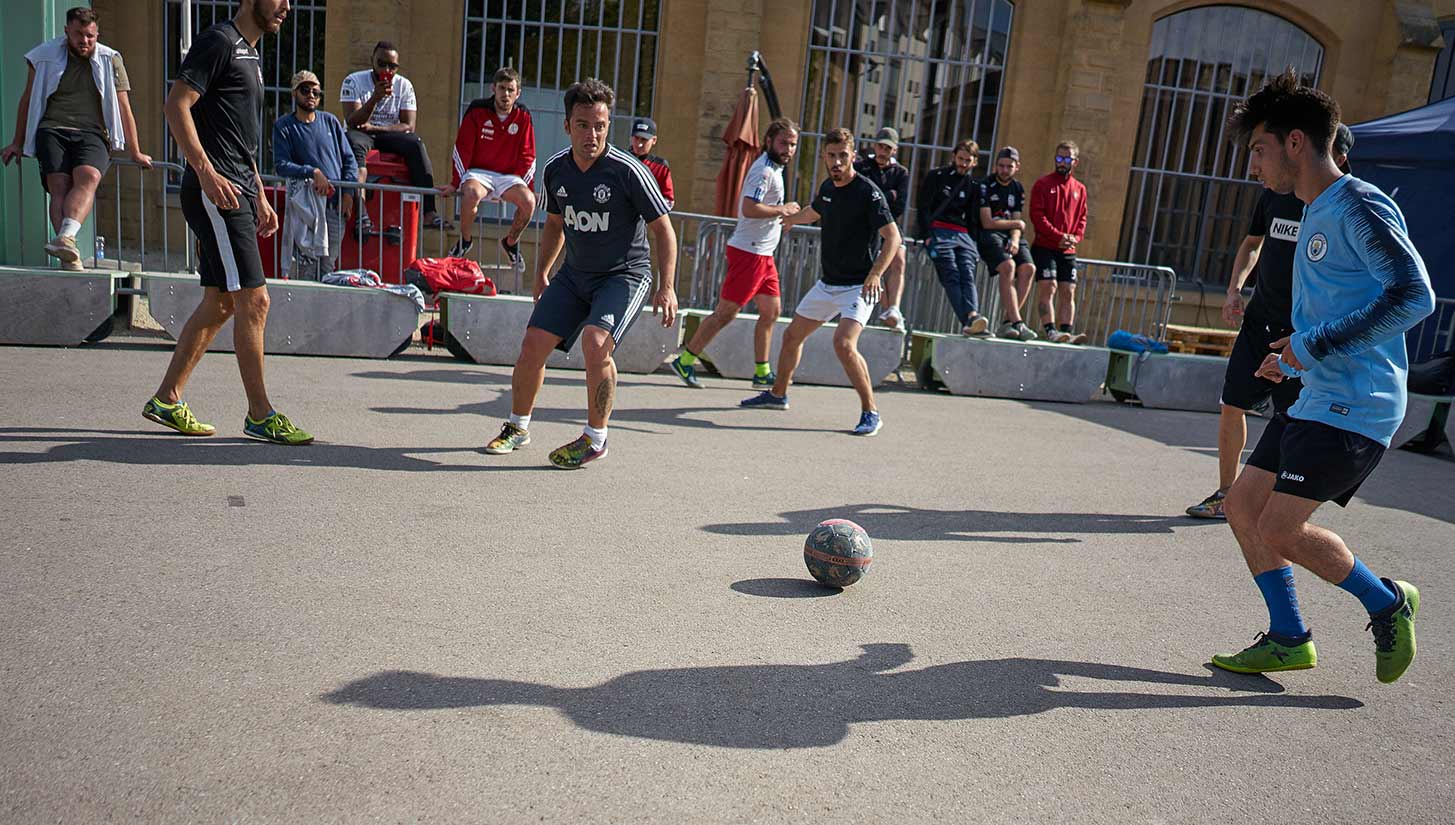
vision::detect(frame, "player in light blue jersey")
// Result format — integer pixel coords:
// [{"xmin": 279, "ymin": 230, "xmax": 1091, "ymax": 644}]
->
[{"xmin": 1212, "ymin": 71, "xmax": 1435, "ymax": 684}]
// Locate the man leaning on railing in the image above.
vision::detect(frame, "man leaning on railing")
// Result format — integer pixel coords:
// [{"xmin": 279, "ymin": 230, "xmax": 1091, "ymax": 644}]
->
[
  {"xmin": 273, "ymin": 70, "xmax": 357, "ymax": 280},
  {"xmin": 2, "ymin": 6, "xmax": 151, "ymax": 271}
]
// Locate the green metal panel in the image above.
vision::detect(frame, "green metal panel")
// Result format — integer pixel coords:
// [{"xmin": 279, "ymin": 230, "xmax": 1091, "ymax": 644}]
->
[{"xmin": 1, "ymin": 1, "xmax": 94, "ymax": 267}]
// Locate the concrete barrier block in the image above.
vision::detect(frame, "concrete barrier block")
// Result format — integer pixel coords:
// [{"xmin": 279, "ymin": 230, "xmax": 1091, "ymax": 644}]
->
[
  {"xmin": 934, "ymin": 335, "xmax": 1108, "ymax": 403},
  {"xmin": 1128, "ymin": 351, "xmax": 1227, "ymax": 412},
  {"xmin": 693, "ymin": 312, "xmax": 905, "ymax": 387},
  {"xmin": 0, "ymin": 267, "xmax": 115, "ymax": 346},
  {"xmin": 444, "ymin": 292, "xmax": 681, "ymax": 374},
  {"xmin": 143, "ymin": 274, "xmax": 420, "ymax": 359}
]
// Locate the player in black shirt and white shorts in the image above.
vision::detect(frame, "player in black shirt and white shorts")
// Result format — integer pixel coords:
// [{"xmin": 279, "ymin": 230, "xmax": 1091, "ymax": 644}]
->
[
  {"xmin": 483, "ymin": 78, "xmax": 678, "ymax": 469},
  {"xmin": 141, "ymin": 0, "xmax": 312, "ymax": 446},
  {"xmin": 1185, "ymin": 124, "xmax": 1353, "ymax": 519},
  {"xmin": 740, "ymin": 127, "xmax": 901, "ymax": 437}
]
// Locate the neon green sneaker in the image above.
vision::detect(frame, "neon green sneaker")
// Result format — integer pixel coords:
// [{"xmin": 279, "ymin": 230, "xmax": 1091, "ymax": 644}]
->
[
  {"xmin": 243, "ymin": 411, "xmax": 314, "ymax": 445},
  {"xmin": 1210, "ymin": 632, "xmax": 1317, "ymax": 674},
  {"xmin": 1369, "ymin": 578, "xmax": 1419, "ymax": 684},
  {"xmin": 143, "ymin": 397, "xmax": 216, "ymax": 436}
]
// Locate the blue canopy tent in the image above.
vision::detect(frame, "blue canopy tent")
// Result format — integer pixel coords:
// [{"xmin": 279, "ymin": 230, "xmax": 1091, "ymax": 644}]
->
[{"xmin": 1350, "ymin": 99, "xmax": 1455, "ymax": 360}]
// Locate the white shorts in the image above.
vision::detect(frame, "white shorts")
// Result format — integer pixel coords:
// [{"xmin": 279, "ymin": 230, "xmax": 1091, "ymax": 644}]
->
[
  {"xmin": 794, "ymin": 280, "xmax": 873, "ymax": 326},
  {"xmin": 461, "ymin": 168, "xmax": 529, "ymax": 201}
]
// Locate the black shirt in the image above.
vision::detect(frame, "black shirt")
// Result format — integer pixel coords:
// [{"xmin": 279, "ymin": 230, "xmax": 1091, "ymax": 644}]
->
[
  {"xmin": 853, "ymin": 156, "xmax": 909, "ymax": 220},
  {"xmin": 1245, "ymin": 189, "xmax": 1303, "ymax": 326},
  {"xmin": 915, "ymin": 165, "xmax": 981, "ymax": 239},
  {"xmin": 177, "ymin": 22, "xmax": 263, "ymax": 196},
  {"xmin": 543, "ymin": 144, "xmax": 671, "ymax": 276},
  {"xmin": 980, "ymin": 175, "xmax": 1027, "ymax": 237},
  {"xmin": 811, "ymin": 174, "xmax": 895, "ymax": 286}
]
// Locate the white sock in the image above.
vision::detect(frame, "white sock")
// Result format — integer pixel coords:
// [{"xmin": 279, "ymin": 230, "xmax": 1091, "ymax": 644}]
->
[
  {"xmin": 59, "ymin": 218, "xmax": 81, "ymax": 238},
  {"xmin": 583, "ymin": 425, "xmax": 607, "ymax": 450},
  {"xmin": 508, "ymin": 413, "xmax": 530, "ymax": 430}
]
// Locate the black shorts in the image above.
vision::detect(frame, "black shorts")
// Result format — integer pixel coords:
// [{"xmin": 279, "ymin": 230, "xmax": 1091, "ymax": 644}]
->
[
  {"xmin": 529, "ymin": 264, "xmax": 653, "ymax": 352},
  {"xmin": 1246, "ymin": 413, "xmax": 1385, "ymax": 507},
  {"xmin": 1222, "ymin": 313, "xmax": 1302, "ymax": 412},
  {"xmin": 1031, "ymin": 247, "xmax": 1077, "ymax": 283},
  {"xmin": 181, "ymin": 186, "xmax": 266, "ymax": 292},
  {"xmin": 979, "ymin": 233, "xmax": 1033, "ymax": 269},
  {"xmin": 34, "ymin": 127, "xmax": 111, "ymax": 180}
]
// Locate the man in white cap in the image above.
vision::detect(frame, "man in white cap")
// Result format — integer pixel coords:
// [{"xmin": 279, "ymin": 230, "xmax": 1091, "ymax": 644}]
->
[
  {"xmin": 629, "ymin": 117, "xmax": 674, "ymax": 209},
  {"xmin": 272, "ymin": 70, "xmax": 357, "ymax": 278},
  {"xmin": 854, "ymin": 127, "xmax": 909, "ymax": 328}
]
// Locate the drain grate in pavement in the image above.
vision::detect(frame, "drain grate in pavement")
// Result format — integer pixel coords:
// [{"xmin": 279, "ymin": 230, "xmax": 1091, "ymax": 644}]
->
[{"xmin": 227, "ymin": 496, "xmax": 246, "ymax": 507}]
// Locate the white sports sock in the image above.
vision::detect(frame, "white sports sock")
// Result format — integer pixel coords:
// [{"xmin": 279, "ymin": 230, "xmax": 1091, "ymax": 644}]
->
[
  {"xmin": 508, "ymin": 413, "xmax": 530, "ymax": 430},
  {"xmin": 59, "ymin": 218, "xmax": 81, "ymax": 238},
  {"xmin": 583, "ymin": 425, "xmax": 607, "ymax": 450}
]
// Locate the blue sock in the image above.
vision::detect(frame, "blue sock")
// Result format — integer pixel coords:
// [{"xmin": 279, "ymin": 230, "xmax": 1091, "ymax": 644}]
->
[
  {"xmin": 1337, "ymin": 558, "xmax": 1397, "ymax": 614},
  {"xmin": 1254, "ymin": 566, "xmax": 1308, "ymax": 640}
]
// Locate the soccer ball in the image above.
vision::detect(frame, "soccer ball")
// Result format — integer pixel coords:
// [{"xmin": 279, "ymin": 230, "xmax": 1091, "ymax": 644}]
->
[{"xmin": 803, "ymin": 519, "xmax": 873, "ymax": 588}]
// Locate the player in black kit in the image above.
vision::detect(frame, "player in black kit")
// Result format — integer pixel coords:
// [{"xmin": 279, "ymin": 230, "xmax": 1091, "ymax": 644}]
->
[
  {"xmin": 484, "ymin": 78, "xmax": 678, "ymax": 468},
  {"xmin": 141, "ymin": 0, "xmax": 313, "ymax": 446},
  {"xmin": 978, "ymin": 146, "xmax": 1038, "ymax": 341}
]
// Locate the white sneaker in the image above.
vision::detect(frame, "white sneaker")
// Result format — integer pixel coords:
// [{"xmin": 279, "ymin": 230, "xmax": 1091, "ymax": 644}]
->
[
  {"xmin": 878, "ymin": 306, "xmax": 903, "ymax": 330},
  {"xmin": 963, "ymin": 316, "xmax": 990, "ymax": 336},
  {"xmin": 998, "ymin": 321, "xmax": 1020, "ymax": 339}
]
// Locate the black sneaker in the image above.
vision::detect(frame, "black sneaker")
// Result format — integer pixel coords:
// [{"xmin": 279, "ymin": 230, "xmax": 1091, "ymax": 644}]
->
[
  {"xmin": 449, "ymin": 238, "xmax": 474, "ymax": 258},
  {"xmin": 501, "ymin": 237, "xmax": 525, "ymax": 273}
]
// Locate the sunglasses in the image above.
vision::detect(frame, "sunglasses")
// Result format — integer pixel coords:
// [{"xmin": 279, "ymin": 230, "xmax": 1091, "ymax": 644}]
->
[
  {"xmin": 1055, "ymin": 154, "xmax": 1076, "ymax": 163},
  {"xmin": 296, "ymin": 87, "xmax": 322, "ymax": 97}
]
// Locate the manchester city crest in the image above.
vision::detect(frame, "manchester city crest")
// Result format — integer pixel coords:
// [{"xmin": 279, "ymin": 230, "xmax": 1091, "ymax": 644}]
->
[{"xmin": 1306, "ymin": 232, "xmax": 1328, "ymax": 262}]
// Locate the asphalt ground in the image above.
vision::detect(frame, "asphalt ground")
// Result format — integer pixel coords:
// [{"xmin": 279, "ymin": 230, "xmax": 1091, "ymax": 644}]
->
[{"xmin": 2, "ymin": 340, "xmax": 1453, "ymax": 824}]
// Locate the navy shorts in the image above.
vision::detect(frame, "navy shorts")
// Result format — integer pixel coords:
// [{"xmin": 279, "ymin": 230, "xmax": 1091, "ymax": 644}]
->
[
  {"xmin": 1031, "ymin": 247, "xmax": 1077, "ymax": 283},
  {"xmin": 1246, "ymin": 413, "xmax": 1385, "ymax": 507},
  {"xmin": 1222, "ymin": 311, "xmax": 1302, "ymax": 413},
  {"xmin": 529, "ymin": 264, "xmax": 653, "ymax": 352},
  {"xmin": 979, "ymin": 233, "xmax": 1033, "ymax": 269}
]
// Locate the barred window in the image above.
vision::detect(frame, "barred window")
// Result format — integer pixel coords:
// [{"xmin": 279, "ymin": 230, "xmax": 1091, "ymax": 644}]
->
[
  {"xmin": 798, "ymin": 0, "xmax": 1014, "ymax": 230},
  {"xmin": 162, "ymin": 0, "xmax": 328, "ymax": 174},
  {"xmin": 461, "ymin": 0, "xmax": 660, "ymax": 165},
  {"xmin": 1117, "ymin": 6, "xmax": 1323, "ymax": 285}
]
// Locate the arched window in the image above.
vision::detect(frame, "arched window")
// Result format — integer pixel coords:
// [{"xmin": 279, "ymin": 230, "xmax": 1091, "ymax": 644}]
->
[{"xmin": 1117, "ymin": 5, "xmax": 1323, "ymax": 284}]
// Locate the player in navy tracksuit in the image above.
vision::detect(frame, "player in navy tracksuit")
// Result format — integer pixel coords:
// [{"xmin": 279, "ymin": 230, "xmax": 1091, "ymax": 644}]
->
[{"xmin": 1213, "ymin": 71, "xmax": 1434, "ymax": 683}]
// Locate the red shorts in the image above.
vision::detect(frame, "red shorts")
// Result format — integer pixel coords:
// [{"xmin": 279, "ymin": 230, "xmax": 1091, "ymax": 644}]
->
[{"xmin": 720, "ymin": 245, "xmax": 780, "ymax": 306}]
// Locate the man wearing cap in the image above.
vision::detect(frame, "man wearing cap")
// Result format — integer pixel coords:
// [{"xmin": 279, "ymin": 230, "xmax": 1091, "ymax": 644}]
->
[
  {"xmin": 2, "ymin": 6, "xmax": 151, "ymax": 271},
  {"xmin": 979, "ymin": 146, "xmax": 1038, "ymax": 340},
  {"xmin": 272, "ymin": 70, "xmax": 357, "ymax": 279},
  {"xmin": 854, "ymin": 127, "xmax": 910, "ymax": 329},
  {"xmin": 1186, "ymin": 124, "xmax": 1355, "ymax": 520},
  {"xmin": 629, "ymin": 118, "xmax": 674, "ymax": 209}
]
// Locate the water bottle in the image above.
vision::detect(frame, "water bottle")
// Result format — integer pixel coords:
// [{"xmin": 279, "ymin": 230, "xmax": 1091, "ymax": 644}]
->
[{"xmin": 95, "ymin": 235, "xmax": 106, "ymax": 263}]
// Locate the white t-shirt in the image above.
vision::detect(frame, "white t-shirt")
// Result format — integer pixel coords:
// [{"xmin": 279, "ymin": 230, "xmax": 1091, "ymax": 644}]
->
[
  {"xmin": 339, "ymin": 69, "xmax": 417, "ymax": 127},
  {"xmin": 727, "ymin": 152, "xmax": 787, "ymax": 256}
]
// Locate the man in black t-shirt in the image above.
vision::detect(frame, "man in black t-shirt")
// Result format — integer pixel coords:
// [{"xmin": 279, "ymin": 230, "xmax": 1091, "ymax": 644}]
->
[
  {"xmin": 141, "ymin": 0, "xmax": 313, "ymax": 447},
  {"xmin": 1186, "ymin": 123, "xmax": 1353, "ymax": 519},
  {"xmin": 916, "ymin": 139, "xmax": 989, "ymax": 336},
  {"xmin": 978, "ymin": 146, "xmax": 1038, "ymax": 341},
  {"xmin": 740, "ymin": 127, "xmax": 901, "ymax": 437},
  {"xmin": 483, "ymin": 78, "xmax": 678, "ymax": 469}
]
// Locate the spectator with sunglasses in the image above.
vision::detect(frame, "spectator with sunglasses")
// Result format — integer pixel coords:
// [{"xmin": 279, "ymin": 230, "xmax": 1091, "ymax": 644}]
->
[
  {"xmin": 340, "ymin": 41, "xmax": 449, "ymax": 232},
  {"xmin": 1029, "ymin": 140, "xmax": 1089, "ymax": 344},
  {"xmin": 273, "ymin": 70, "xmax": 356, "ymax": 278}
]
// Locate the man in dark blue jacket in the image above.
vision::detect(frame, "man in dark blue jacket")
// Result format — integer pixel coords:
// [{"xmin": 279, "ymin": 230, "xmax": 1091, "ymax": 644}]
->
[
  {"xmin": 854, "ymin": 127, "xmax": 910, "ymax": 328},
  {"xmin": 273, "ymin": 70, "xmax": 356, "ymax": 278}
]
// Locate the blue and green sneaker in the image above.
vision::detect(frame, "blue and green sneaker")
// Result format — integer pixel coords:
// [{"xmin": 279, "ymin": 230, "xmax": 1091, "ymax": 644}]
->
[
  {"xmin": 549, "ymin": 434, "xmax": 607, "ymax": 469},
  {"xmin": 243, "ymin": 411, "xmax": 314, "ymax": 445},
  {"xmin": 143, "ymin": 397, "xmax": 215, "ymax": 436},
  {"xmin": 1369, "ymin": 578, "xmax": 1419, "ymax": 684},
  {"xmin": 1210, "ymin": 632, "xmax": 1317, "ymax": 674},
  {"xmin": 751, "ymin": 370, "xmax": 777, "ymax": 388},
  {"xmin": 670, "ymin": 355, "xmax": 703, "ymax": 389}
]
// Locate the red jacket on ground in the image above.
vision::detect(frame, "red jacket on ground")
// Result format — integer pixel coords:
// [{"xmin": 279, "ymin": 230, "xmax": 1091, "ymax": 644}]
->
[
  {"xmin": 1029, "ymin": 171, "xmax": 1088, "ymax": 254},
  {"xmin": 451, "ymin": 100, "xmax": 535, "ymax": 188}
]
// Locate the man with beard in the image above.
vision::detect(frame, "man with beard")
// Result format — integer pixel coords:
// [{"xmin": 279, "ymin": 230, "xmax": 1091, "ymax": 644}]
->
[
  {"xmin": 141, "ymin": 0, "xmax": 313, "ymax": 446},
  {"xmin": 1029, "ymin": 140, "xmax": 1088, "ymax": 344},
  {"xmin": 272, "ymin": 70, "xmax": 357, "ymax": 279},
  {"xmin": 916, "ymin": 139, "xmax": 989, "ymax": 336},
  {"xmin": 670, "ymin": 117, "xmax": 800, "ymax": 389},
  {"xmin": 3, "ymin": 6, "xmax": 151, "ymax": 270},
  {"xmin": 978, "ymin": 146, "xmax": 1038, "ymax": 341},
  {"xmin": 1213, "ymin": 71, "xmax": 1433, "ymax": 683},
  {"xmin": 628, "ymin": 118, "xmax": 674, "ymax": 209},
  {"xmin": 740, "ymin": 127, "xmax": 901, "ymax": 437},
  {"xmin": 483, "ymin": 79, "xmax": 678, "ymax": 469}
]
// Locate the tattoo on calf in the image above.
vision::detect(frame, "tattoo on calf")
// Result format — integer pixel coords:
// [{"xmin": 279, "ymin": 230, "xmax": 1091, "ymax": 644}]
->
[{"xmin": 592, "ymin": 378, "xmax": 614, "ymax": 417}]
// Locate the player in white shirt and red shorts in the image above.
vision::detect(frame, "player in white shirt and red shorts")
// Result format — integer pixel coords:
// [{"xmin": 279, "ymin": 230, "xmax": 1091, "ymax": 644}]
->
[
  {"xmin": 670, "ymin": 117, "xmax": 801, "ymax": 389},
  {"xmin": 440, "ymin": 67, "xmax": 537, "ymax": 270}
]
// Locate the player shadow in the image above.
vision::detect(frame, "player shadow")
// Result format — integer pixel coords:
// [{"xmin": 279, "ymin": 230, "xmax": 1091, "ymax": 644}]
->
[
  {"xmin": 701, "ymin": 503, "xmax": 1222, "ymax": 544},
  {"xmin": 0, "ymin": 428, "xmax": 541, "ymax": 473},
  {"xmin": 369, "ymin": 398, "xmax": 840, "ymax": 435},
  {"xmin": 350, "ymin": 367, "xmax": 665, "ymax": 390},
  {"xmin": 730, "ymin": 577, "xmax": 843, "ymax": 598},
  {"xmin": 321, "ymin": 644, "xmax": 1361, "ymax": 750}
]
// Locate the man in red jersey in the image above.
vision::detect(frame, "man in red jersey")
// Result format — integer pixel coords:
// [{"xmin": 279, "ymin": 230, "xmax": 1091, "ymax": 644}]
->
[
  {"xmin": 1029, "ymin": 140, "xmax": 1089, "ymax": 344},
  {"xmin": 441, "ymin": 67, "xmax": 536, "ymax": 271},
  {"xmin": 628, "ymin": 117, "xmax": 674, "ymax": 209}
]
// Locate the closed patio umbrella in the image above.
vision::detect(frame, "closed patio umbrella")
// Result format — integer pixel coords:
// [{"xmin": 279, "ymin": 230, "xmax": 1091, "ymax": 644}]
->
[{"xmin": 714, "ymin": 87, "xmax": 761, "ymax": 217}]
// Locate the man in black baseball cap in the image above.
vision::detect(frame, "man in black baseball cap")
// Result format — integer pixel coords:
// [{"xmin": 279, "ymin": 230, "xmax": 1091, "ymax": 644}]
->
[{"xmin": 630, "ymin": 117, "xmax": 674, "ymax": 208}]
